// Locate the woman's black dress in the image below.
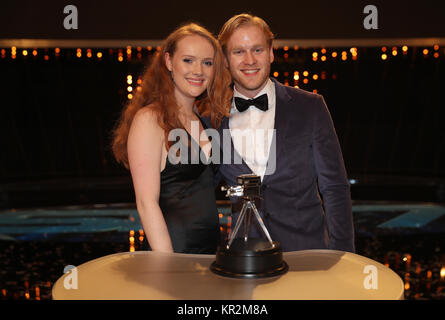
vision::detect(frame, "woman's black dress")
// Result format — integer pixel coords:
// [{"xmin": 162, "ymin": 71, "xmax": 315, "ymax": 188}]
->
[{"xmin": 158, "ymin": 117, "xmax": 220, "ymax": 254}]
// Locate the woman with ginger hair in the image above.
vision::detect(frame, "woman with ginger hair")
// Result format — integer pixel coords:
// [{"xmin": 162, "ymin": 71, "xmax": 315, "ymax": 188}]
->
[{"xmin": 112, "ymin": 23, "xmax": 232, "ymax": 253}]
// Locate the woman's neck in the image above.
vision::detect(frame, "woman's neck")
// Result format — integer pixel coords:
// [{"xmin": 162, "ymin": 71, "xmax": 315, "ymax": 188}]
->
[
  {"xmin": 174, "ymin": 88, "xmax": 196, "ymax": 117},
  {"xmin": 177, "ymin": 99, "xmax": 198, "ymax": 118},
  {"xmin": 178, "ymin": 105, "xmax": 196, "ymax": 119}
]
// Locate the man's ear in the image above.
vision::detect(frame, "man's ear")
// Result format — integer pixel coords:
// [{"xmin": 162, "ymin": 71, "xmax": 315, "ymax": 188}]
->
[
  {"xmin": 224, "ymin": 55, "xmax": 229, "ymax": 68},
  {"xmin": 165, "ymin": 52, "xmax": 173, "ymax": 71},
  {"xmin": 269, "ymin": 45, "xmax": 274, "ymax": 64}
]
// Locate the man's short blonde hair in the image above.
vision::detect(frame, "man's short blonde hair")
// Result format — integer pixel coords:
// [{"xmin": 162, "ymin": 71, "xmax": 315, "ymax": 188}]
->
[{"xmin": 218, "ymin": 13, "xmax": 275, "ymax": 54}]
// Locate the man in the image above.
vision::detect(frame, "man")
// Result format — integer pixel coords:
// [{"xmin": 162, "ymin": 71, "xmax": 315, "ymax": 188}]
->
[{"xmin": 214, "ymin": 13, "xmax": 355, "ymax": 252}]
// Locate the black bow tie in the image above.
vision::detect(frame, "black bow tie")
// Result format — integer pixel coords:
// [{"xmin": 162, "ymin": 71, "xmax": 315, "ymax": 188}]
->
[{"xmin": 234, "ymin": 94, "xmax": 268, "ymax": 112}]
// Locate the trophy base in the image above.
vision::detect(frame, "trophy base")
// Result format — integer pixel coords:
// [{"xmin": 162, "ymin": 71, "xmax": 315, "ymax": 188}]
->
[{"xmin": 210, "ymin": 238, "xmax": 288, "ymax": 278}]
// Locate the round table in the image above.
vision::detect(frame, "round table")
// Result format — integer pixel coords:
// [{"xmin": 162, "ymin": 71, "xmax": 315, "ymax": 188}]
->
[{"xmin": 52, "ymin": 249, "xmax": 404, "ymax": 300}]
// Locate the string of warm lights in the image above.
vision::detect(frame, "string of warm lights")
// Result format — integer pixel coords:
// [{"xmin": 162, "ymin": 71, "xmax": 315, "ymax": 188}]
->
[
  {"xmin": 0, "ymin": 46, "xmax": 163, "ymax": 61},
  {"xmin": 128, "ymin": 229, "xmax": 145, "ymax": 252},
  {"xmin": 1, "ymin": 45, "xmax": 441, "ymax": 100},
  {"xmin": 126, "ymin": 74, "xmax": 142, "ymax": 100},
  {"xmin": 1, "ymin": 45, "xmax": 441, "ymax": 61}
]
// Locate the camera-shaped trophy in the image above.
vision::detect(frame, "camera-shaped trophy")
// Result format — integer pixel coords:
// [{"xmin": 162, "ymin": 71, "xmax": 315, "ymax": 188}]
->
[{"xmin": 210, "ymin": 174, "xmax": 288, "ymax": 278}]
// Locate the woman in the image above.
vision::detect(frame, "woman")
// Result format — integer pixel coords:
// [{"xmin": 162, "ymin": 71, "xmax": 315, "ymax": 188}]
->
[{"xmin": 111, "ymin": 23, "xmax": 232, "ymax": 253}]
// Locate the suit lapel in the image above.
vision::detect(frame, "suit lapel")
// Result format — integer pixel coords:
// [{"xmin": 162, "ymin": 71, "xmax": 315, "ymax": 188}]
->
[
  {"xmin": 219, "ymin": 115, "xmax": 253, "ymax": 174},
  {"xmin": 263, "ymin": 79, "xmax": 292, "ymax": 185}
]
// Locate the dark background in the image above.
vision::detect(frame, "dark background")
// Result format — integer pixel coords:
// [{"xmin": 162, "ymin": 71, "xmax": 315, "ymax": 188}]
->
[
  {"xmin": 0, "ymin": 0, "xmax": 445, "ymax": 39},
  {"xmin": 1, "ymin": 0, "xmax": 445, "ymax": 209},
  {"xmin": 1, "ymin": 0, "xmax": 445, "ymax": 39}
]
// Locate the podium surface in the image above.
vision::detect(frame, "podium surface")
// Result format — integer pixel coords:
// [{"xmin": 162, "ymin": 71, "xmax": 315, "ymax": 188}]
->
[{"xmin": 52, "ymin": 249, "xmax": 404, "ymax": 300}]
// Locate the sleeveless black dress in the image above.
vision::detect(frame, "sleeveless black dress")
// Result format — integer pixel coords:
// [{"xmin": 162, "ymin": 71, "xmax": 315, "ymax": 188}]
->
[{"xmin": 158, "ymin": 116, "xmax": 220, "ymax": 254}]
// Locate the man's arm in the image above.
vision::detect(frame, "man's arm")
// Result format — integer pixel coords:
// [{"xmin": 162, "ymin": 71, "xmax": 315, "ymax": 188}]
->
[{"xmin": 312, "ymin": 95, "xmax": 355, "ymax": 252}]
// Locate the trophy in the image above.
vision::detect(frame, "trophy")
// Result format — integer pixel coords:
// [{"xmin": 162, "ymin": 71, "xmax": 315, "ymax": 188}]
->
[{"xmin": 210, "ymin": 174, "xmax": 288, "ymax": 278}]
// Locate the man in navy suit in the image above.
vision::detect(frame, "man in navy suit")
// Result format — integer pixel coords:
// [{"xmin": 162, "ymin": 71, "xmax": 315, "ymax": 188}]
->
[{"xmin": 214, "ymin": 13, "xmax": 355, "ymax": 252}]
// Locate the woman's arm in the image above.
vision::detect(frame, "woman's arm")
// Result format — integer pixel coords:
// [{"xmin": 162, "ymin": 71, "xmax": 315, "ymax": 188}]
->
[{"xmin": 127, "ymin": 107, "xmax": 173, "ymax": 253}]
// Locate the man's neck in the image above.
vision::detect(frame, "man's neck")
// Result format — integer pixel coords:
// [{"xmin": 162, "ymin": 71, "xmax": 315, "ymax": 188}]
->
[{"xmin": 234, "ymin": 79, "xmax": 270, "ymax": 99}]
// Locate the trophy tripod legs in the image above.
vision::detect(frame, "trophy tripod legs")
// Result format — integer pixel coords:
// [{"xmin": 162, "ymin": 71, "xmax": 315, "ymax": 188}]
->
[
  {"xmin": 226, "ymin": 200, "xmax": 249, "ymax": 249},
  {"xmin": 249, "ymin": 202, "xmax": 275, "ymax": 248},
  {"xmin": 244, "ymin": 208, "xmax": 252, "ymax": 242},
  {"xmin": 226, "ymin": 200, "xmax": 274, "ymax": 249}
]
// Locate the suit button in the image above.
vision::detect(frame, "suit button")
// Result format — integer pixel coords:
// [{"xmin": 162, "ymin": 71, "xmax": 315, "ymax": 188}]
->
[{"xmin": 261, "ymin": 184, "xmax": 268, "ymax": 190}]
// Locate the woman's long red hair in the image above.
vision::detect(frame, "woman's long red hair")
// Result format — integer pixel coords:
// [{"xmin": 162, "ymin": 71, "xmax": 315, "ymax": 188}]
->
[{"xmin": 111, "ymin": 23, "xmax": 232, "ymax": 169}]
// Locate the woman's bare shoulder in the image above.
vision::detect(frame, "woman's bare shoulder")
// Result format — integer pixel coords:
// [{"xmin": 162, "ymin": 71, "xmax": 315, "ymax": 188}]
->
[
  {"xmin": 134, "ymin": 104, "xmax": 160, "ymax": 122},
  {"xmin": 130, "ymin": 105, "xmax": 164, "ymax": 140},
  {"xmin": 134, "ymin": 104, "xmax": 163, "ymax": 127}
]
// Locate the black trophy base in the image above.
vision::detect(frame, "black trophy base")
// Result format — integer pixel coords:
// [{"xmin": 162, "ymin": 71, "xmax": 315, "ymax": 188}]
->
[{"xmin": 210, "ymin": 238, "xmax": 288, "ymax": 279}]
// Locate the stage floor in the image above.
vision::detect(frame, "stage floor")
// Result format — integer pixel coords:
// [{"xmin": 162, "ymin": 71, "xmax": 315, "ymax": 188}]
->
[{"xmin": 0, "ymin": 201, "xmax": 444, "ymax": 300}]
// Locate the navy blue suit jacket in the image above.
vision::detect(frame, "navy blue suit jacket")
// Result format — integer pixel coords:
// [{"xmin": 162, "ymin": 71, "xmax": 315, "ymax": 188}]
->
[{"xmin": 211, "ymin": 78, "xmax": 355, "ymax": 252}]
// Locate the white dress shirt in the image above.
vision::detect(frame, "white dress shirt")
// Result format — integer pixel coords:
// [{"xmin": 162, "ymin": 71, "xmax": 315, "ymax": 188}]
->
[{"xmin": 229, "ymin": 78, "xmax": 276, "ymax": 181}]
